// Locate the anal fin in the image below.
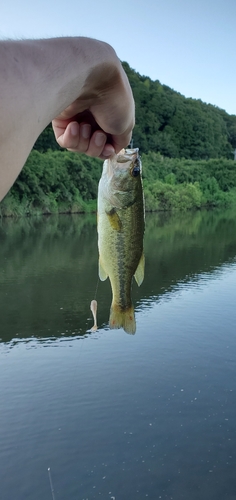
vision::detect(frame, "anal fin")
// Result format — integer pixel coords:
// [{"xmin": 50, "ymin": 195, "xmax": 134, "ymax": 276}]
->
[{"xmin": 134, "ymin": 252, "xmax": 145, "ymax": 286}]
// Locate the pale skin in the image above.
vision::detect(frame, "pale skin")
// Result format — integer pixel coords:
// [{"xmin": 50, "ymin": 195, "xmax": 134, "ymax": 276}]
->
[{"xmin": 0, "ymin": 37, "xmax": 135, "ymax": 201}]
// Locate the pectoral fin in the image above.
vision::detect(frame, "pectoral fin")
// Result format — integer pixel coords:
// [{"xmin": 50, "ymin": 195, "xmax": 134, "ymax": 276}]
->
[
  {"xmin": 134, "ymin": 252, "xmax": 145, "ymax": 286},
  {"xmin": 106, "ymin": 209, "xmax": 122, "ymax": 231},
  {"xmin": 99, "ymin": 257, "xmax": 108, "ymax": 281}
]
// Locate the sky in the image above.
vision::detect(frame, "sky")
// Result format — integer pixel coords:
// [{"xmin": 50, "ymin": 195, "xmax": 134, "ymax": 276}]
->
[{"xmin": 1, "ymin": 0, "xmax": 236, "ymax": 115}]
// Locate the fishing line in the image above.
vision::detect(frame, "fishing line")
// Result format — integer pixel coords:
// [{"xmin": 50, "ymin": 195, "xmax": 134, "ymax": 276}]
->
[
  {"xmin": 93, "ymin": 275, "xmax": 100, "ymax": 300},
  {"xmin": 48, "ymin": 467, "xmax": 56, "ymax": 500}
]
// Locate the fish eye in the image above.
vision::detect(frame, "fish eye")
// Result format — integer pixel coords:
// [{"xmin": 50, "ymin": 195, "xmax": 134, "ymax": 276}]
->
[{"xmin": 131, "ymin": 165, "xmax": 140, "ymax": 177}]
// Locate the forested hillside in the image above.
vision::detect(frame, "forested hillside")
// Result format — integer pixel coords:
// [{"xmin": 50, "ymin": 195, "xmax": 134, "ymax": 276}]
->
[
  {"xmin": 2, "ymin": 62, "xmax": 236, "ymax": 216},
  {"xmin": 33, "ymin": 62, "xmax": 236, "ymax": 160},
  {"xmin": 123, "ymin": 62, "xmax": 236, "ymax": 159}
]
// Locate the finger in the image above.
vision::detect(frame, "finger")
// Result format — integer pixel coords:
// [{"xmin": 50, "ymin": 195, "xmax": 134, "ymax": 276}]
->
[
  {"xmin": 85, "ymin": 130, "xmax": 107, "ymax": 157},
  {"xmin": 52, "ymin": 120, "xmax": 81, "ymax": 149},
  {"xmin": 112, "ymin": 130, "xmax": 133, "ymax": 153},
  {"xmin": 73, "ymin": 122, "xmax": 91, "ymax": 152},
  {"xmin": 54, "ymin": 121, "xmax": 93, "ymax": 152},
  {"xmin": 65, "ymin": 129, "xmax": 108, "ymax": 157},
  {"xmin": 52, "ymin": 117, "xmax": 71, "ymax": 146},
  {"xmin": 52, "ymin": 111, "xmax": 98, "ymax": 143},
  {"xmin": 61, "ymin": 121, "xmax": 80, "ymax": 149},
  {"xmin": 100, "ymin": 143, "xmax": 116, "ymax": 159}
]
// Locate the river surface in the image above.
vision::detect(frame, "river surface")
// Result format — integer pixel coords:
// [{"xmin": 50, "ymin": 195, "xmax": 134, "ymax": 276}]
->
[{"xmin": 1, "ymin": 209, "xmax": 236, "ymax": 500}]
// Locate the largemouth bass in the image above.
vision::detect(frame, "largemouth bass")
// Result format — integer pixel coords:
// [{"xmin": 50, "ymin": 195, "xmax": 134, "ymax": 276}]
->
[{"xmin": 97, "ymin": 148, "xmax": 145, "ymax": 334}]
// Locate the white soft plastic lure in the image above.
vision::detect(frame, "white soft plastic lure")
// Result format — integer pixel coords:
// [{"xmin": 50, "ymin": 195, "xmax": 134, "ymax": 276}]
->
[{"xmin": 90, "ymin": 299, "xmax": 98, "ymax": 331}]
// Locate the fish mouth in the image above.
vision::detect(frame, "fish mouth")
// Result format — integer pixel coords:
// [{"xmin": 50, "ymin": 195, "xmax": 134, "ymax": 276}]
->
[
  {"xmin": 104, "ymin": 148, "xmax": 140, "ymax": 179},
  {"xmin": 117, "ymin": 148, "xmax": 139, "ymax": 163}
]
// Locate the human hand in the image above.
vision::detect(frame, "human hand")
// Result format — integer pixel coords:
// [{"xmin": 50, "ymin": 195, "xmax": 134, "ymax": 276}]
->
[
  {"xmin": 0, "ymin": 37, "xmax": 135, "ymax": 201},
  {"xmin": 52, "ymin": 59, "xmax": 135, "ymax": 159}
]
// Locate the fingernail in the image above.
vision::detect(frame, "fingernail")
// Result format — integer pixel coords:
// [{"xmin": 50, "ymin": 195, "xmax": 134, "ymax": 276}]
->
[
  {"xmin": 95, "ymin": 132, "xmax": 106, "ymax": 147},
  {"xmin": 103, "ymin": 145, "xmax": 115, "ymax": 156},
  {"xmin": 71, "ymin": 123, "xmax": 79, "ymax": 136},
  {"xmin": 81, "ymin": 124, "xmax": 91, "ymax": 139}
]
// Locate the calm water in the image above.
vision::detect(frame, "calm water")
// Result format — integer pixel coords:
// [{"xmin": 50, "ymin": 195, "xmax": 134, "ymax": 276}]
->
[{"xmin": 1, "ymin": 210, "xmax": 236, "ymax": 500}]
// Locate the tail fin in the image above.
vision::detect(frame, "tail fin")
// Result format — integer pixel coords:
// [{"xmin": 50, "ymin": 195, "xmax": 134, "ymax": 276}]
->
[{"xmin": 109, "ymin": 304, "xmax": 136, "ymax": 335}]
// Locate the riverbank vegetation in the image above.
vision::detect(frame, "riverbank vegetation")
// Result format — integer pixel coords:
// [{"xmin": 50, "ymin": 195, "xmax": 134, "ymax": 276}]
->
[
  {"xmin": 1, "ymin": 150, "xmax": 236, "ymax": 216},
  {"xmin": 1, "ymin": 63, "xmax": 236, "ymax": 217}
]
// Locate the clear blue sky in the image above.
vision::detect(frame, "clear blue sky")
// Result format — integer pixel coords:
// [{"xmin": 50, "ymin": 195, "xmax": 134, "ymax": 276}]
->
[{"xmin": 1, "ymin": 0, "xmax": 236, "ymax": 115}]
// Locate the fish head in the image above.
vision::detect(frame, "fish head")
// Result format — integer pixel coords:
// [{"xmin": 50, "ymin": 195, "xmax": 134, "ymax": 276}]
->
[{"xmin": 101, "ymin": 148, "xmax": 142, "ymax": 209}]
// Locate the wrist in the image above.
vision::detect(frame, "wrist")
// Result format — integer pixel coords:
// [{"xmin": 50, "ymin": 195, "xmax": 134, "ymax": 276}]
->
[{"xmin": 33, "ymin": 37, "xmax": 120, "ymax": 126}]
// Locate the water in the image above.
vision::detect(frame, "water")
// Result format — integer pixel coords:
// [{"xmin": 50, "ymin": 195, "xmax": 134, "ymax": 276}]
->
[{"xmin": 1, "ymin": 210, "xmax": 236, "ymax": 500}]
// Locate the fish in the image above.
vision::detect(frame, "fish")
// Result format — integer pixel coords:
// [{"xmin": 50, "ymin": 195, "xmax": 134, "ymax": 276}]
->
[
  {"xmin": 90, "ymin": 299, "xmax": 98, "ymax": 331},
  {"xmin": 97, "ymin": 148, "xmax": 145, "ymax": 334}
]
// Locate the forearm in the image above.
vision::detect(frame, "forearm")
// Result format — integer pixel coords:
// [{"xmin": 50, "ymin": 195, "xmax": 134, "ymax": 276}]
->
[{"xmin": 0, "ymin": 37, "xmax": 122, "ymax": 200}]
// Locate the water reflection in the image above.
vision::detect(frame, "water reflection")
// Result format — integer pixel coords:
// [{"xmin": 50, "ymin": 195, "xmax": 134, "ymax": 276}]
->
[
  {"xmin": 1, "ymin": 209, "xmax": 236, "ymax": 344},
  {"xmin": 1, "ymin": 211, "xmax": 236, "ymax": 500}
]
